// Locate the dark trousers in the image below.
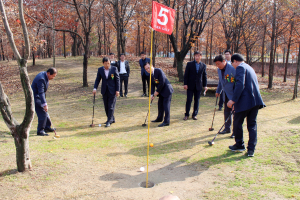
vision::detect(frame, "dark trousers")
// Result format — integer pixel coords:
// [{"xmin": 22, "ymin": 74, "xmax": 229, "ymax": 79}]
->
[
  {"xmin": 34, "ymin": 98, "xmax": 51, "ymax": 133},
  {"xmin": 219, "ymin": 95, "xmax": 224, "ymax": 108},
  {"xmin": 233, "ymin": 106, "xmax": 259, "ymax": 151},
  {"xmin": 156, "ymin": 94, "xmax": 172, "ymax": 124},
  {"xmin": 120, "ymin": 74, "xmax": 129, "ymax": 96},
  {"xmin": 102, "ymin": 89, "xmax": 117, "ymax": 123},
  {"xmin": 224, "ymin": 94, "xmax": 233, "ymax": 131},
  {"xmin": 142, "ymin": 73, "xmax": 150, "ymax": 94},
  {"xmin": 185, "ymin": 89, "xmax": 201, "ymax": 117}
]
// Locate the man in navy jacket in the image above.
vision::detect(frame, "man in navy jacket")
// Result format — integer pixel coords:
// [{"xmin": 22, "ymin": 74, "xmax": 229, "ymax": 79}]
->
[
  {"xmin": 227, "ymin": 54, "xmax": 265, "ymax": 157},
  {"xmin": 183, "ymin": 51, "xmax": 207, "ymax": 120},
  {"xmin": 144, "ymin": 63, "xmax": 173, "ymax": 127},
  {"xmin": 31, "ymin": 68, "xmax": 57, "ymax": 136},
  {"xmin": 93, "ymin": 57, "xmax": 120, "ymax": 127},
  {"xmin": 139, "ymin": 52, "xmax": 150, "ymax": 97},
  {"xmin": 215, "ymin": 55, "xmax": 235, "ymax": 138}
]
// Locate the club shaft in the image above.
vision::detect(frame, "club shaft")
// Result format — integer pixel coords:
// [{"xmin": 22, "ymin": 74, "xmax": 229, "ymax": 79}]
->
[
  {"xmin": 211, "ymin": 110, "xmax": 234, "ymax": 143},
  {"xmin": 143, "ymin": 100, "xmax": 153, "ymax": 124},
  {"xmin": 210, "ymin": 96, "xmax": 219, "ymax": 129},
  {"xmin": 92, "ymin": 94, "xmax": 95, "ymax": 124}
]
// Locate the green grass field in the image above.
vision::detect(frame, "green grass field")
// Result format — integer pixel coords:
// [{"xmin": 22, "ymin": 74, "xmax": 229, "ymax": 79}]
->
[{"xmin": 0, "ymin": 57, "xmax": 299, "ymax": 200}]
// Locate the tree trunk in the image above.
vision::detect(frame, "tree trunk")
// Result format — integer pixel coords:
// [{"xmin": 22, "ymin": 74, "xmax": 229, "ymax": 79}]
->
[
  {"xmin": 32, "ymin": 51, "xmax": 35, "ymax": 66},
  {"xmin": 209, "ymin": 20, "xmax": 214, "ymax": 65},
  {"xmin": 173, "ymin": 3, "xmax": 179, "ymax": 68},
  {"xmin": 63, "ymin": 31, "xmax": 66, "ymax": 58},
  {"xmin": 293, "ymin": 43, "xmax": 300, "ymax": 99},
  {"xmin": 0, "ymin": 38, "xmax": 5, "ymax": 60},
  {"xmin": 261, "ymin": 25, "xmax": 266, "ymax": 77},
  {"xmin": 268, "ymin": 1, "xmax": 276, "ymax": 89},
  {"xmin": 284, "ymin": 21, "xmax": 293, "ymax": 82},
  {"xmin": 152, "ymin": 30, "xmax": 156, "ymax": 67},
  {"xmin": 176, "ymin": 56, "xmax": 184, "ymax": 82}
]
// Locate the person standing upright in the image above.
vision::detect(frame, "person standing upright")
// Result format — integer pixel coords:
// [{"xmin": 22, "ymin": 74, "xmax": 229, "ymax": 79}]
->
[
  {"xmin": 183, "ymin": 51, "xmax": 208, "ymax": 120},
  {"xmin": 93, "ymin": 57, "xmax": 120, "ymax": 127},
  {"xmin": 227, "ymin": 53, "xmax": 265, "ymax": 157},
  {"xmin": 109, "ymin": 53, "xmax": 117, "ymax": 67},
  {"xmin": 214, "ymin": 55, "xmax": 235, "ymax": 138},
  {"xmin": 224, "ymin": 50, "xmax": 232, "ymax": 65},
  {"xmin": 117, "ymin": 53, "xmax": 130, "ymax": 97},
  {"xmin": 139, "ymin": 52, "xmax": 150, "ymax": 97},
  {"xmin": 144, "ymin": 63, "xmax": 173, "ymax": 127},
  {"xmin": 218, "ymin": 50, "xmax": 232, "ymax": 111},
  {"xmin": 31, "ymin": 68, "xmax": 57, "ymax": 136}
]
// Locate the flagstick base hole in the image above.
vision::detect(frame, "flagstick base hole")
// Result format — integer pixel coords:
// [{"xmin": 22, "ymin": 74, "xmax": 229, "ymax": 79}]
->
[{"xmin": 139, "ymin": 181, "xmax": 155, "ymax": 188}]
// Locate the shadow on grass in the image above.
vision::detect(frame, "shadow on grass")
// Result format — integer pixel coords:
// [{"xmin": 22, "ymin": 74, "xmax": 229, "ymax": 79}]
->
[
  {"xmin": 107, "ymin": 133, "xmax": 233, "ymax": 157},
  {"xmin": 99, "ymin": 151, "xmax": 247, "ymax": 189},
  {"xmin": 288, "ymin": 116, "xmax": 300, "ymax": 124},
  {"xmin": 0, "ymin": 169, "xmax": 18, "ymax": 177}
]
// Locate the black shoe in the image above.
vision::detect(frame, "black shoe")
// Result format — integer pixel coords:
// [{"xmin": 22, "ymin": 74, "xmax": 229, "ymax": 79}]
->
[
  {"xmin": 218, "ymin": 107, "xmax": 222, "ymax": 111},
  {"xmin": 120, "ymin": 95, "xmax": 123, "ymax": 97},
  {"xmin": 37, "ymin": 131, "xmax": 49, "ymax": 136},
  {"xmin": 230, "ymin": 133, "xmax": 235, "ymax": 138},
  {"xmin": 247, "ymin": 150, "xmax": 255, "ymax": 157},
  {"xmin": 44, "ymin": 127, "xmax": 56, "ymax": 133},
  {"xmin": 229, "ymin": 144, "xmax": 246, "ymax": 152},
  {"xmin": 141, "ymin": 93, "xmax": 146, "ymax": 97},
  {"xmin": 105, "ymin": 123, "xmax": 111, "ymax": 127},
  {"xmin": 192, "ymin": 116, "xmax": 198, "ymax": 120},
  {"xmin": 219, "ymin": 129, "xmax": 231, "ymax": 134},
  {"xmin": 151, "ymin": 119, "xmax": 162, "ymax": 123},
  {"xmin": 158, "ymin": 122, "xmax": 169, "ymax": 127}
]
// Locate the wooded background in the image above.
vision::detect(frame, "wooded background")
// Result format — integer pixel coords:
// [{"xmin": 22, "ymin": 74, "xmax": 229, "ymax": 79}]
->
[{"xmin": 1, "ymin": 0, "xmax": 300, "ymax": 87}]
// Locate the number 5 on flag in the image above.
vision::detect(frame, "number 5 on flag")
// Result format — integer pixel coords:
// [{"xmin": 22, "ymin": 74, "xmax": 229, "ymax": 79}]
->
[{"xmin": 151, "ymin": 1, "xmax": 175, "ymax": 35}]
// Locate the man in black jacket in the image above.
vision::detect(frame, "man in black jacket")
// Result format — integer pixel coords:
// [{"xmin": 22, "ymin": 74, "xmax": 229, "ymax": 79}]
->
[
  {"xmin": 93, "ymin": 57, "xmax": 120, "ymax": 127},
  {"xmin": 116, "ymin": 53, "xmax": 130, "ymax": 97},
  {"xmin": 183, "ymin": 51, "xmax": 207, "ymax": 120},
  {"xmin": 144, "ymin": 63, "xmax": 174, "ymax": 127}
]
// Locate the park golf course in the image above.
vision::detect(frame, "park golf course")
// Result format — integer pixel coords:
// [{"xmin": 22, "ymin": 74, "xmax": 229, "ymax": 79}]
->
[{"xmin": 0, "ymin": 56, "xmax": 300, "ymax": 200}]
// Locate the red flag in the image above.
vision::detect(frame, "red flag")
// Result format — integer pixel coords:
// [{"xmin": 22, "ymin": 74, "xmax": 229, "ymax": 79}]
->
[{"xmin": 151, "ymin": 1, "xmax": 175, "ymax": 35}]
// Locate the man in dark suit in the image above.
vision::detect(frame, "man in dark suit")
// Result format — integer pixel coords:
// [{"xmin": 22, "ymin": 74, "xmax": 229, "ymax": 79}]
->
[
  {"xmin": 144, "ymin": 63, "xmax": 173, "ymax": 127},
  {"xmin": 139, "ymin": 52, "xmax": 150, "ymax": 97},
  {"xmin": 227, "ymin": 53, "xmax": 265, "ymax": 157},
  {"xmin": 116, "ymin": 53, "xmax": 130, "ymax": 97},
  {"xmin": 93, "ymin": 57, "xmax": 120, "ymax": 127},
  {"xmin": 183, "ymin": 51, "xmax": 207, "ymax": 120},
  {"xmin": 214, "ymin": 55, "xmax": 236, "ymax": 138},
  {"xmin": 31, "ymin": 68, "xmax": 57, "ymax": 136}
]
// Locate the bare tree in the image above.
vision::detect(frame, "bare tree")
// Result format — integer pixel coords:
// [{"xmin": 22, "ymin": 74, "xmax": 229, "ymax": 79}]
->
[
  {"xmin": 0, "ymin": 0, "xmax": 35, "ymax": 172},
  {"xmin": 162, "ymin": 0, "xmax": 228, "ymax": 81}
]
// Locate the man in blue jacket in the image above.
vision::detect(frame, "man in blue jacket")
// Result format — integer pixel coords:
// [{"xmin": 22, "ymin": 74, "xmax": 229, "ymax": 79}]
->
[
  {"xmin": 144, "ymin": 63, "xmax": 174, "ymax": 127},
  {"xmin": 227, "ymin": 54, "xmax": 265, "ymax": 157},
  {"xmin": 183, "ymin": 51, "xmax": 207, "ymax": 120},
  {"xmin": 31, "ymin": 68, "xmax": 57, "ymax": 136},
  {"xmin": 214, "ymin": 55, "xmax": 235, "ymax": 138},
  {"xmin": 93, "ymin": 57, "xmax": 120, "ymax": 127},
  {"xmin": 139, "ymin": 52, "xmax": 150, "ymax": 97}
]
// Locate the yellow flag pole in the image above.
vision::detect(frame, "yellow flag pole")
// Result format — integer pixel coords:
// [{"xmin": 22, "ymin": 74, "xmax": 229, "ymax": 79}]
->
[{"xmin": 146, "ymin": 28, "xmax": 153, "ymax": 188}]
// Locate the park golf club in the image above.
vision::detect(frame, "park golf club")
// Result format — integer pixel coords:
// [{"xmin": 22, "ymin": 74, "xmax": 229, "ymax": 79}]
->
[
  {"xmin": 208, "ymin": 109, "xmax": 234, "ymax": 146},
  {"xmin": 142, "ymin": 99, "xmax": 153, "ymax": 127},
  {"xmin": 90, "ymin": 94, "xmax": 96, "ymax": 127},
  {"xmin": 209, "ymin": 95, "xmax": 220, "ymax": 131},
  {"xmin": 47, "ymin": 113, "xmax": 60, "ymax": 138}
]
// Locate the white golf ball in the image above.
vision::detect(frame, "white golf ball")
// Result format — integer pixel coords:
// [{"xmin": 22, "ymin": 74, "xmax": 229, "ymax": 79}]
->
[
  {"xmin": 99, "ymin": 124, "xmax": 101, "ymax": 127},
  {"xmin": 140, "ymin": 167, "xmax": 145, "ymax": 172}
]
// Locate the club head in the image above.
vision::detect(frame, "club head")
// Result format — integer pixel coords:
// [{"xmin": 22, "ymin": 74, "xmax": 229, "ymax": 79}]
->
[
  {"xmin": 90, "ymin": 124, "xmax": 95, "ymax": 127},
  {"xmin": 142, "ymin": 124, "xmax": 147, "ymax": 127},
  {"xmin": 208, "ymin": 141, "xmax": 214, "ymax": 146},
  {"xmin": 54, "ymin": 135, "xmax": 60, "ymax": 138},
  {"xmin": 209, "ymin": 128, "xmax": 214, "ymax": 131}
]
